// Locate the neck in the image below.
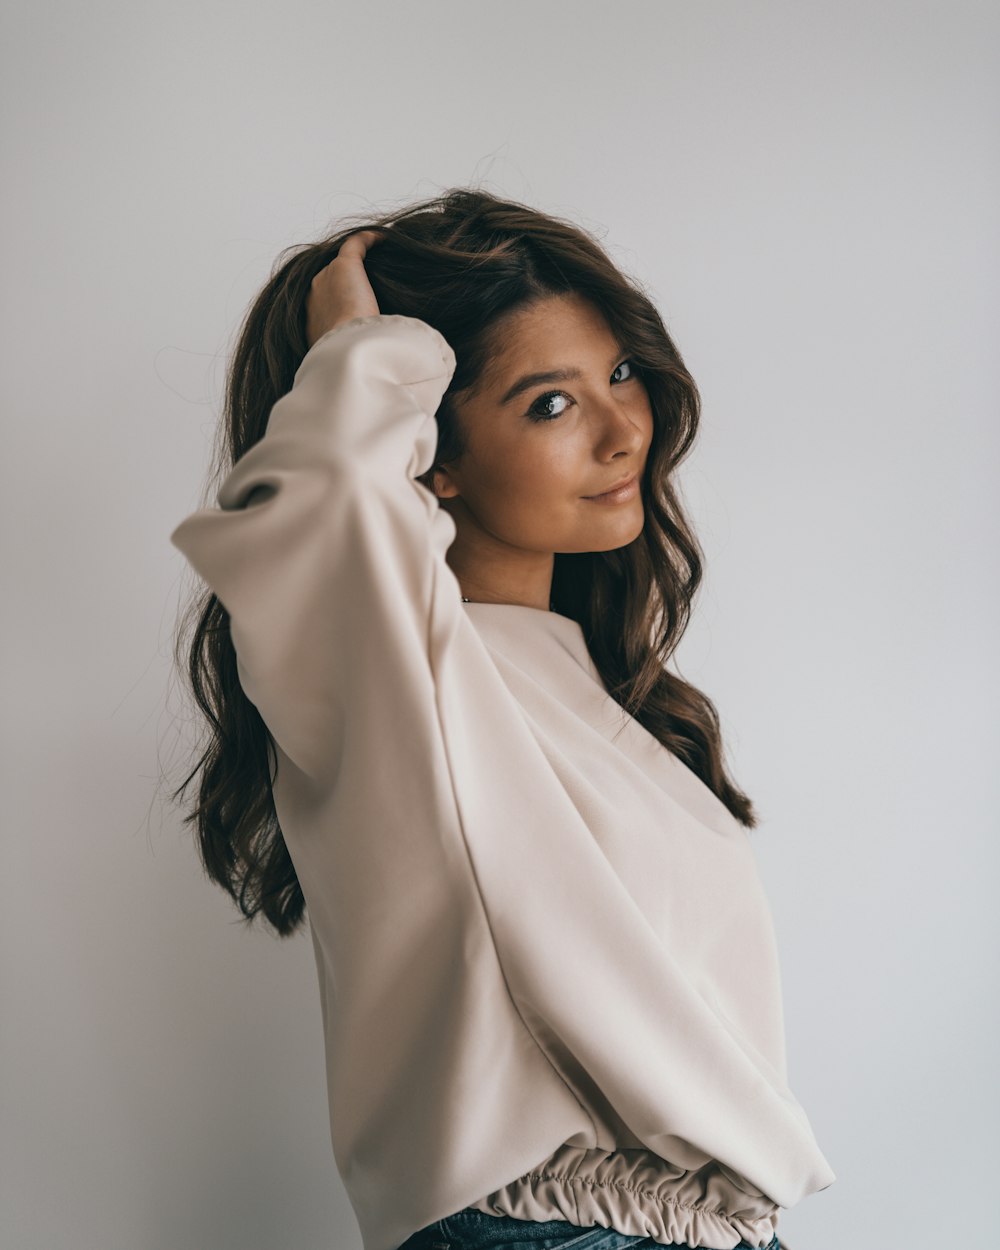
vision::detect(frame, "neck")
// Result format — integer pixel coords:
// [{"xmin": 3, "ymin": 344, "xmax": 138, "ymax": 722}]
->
[
  {"xmin": 441, "ymin": 503, "xmax": 554, "ymax": 611},
  {"xmin": 455, "ymin": 566, "xmax": 554, "ymax": 610}
]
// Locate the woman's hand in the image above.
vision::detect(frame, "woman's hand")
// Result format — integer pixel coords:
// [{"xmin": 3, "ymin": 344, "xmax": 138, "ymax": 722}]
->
[{"xmin": 305, "ymin": 228, "xmax": 385, "ymax": 349}]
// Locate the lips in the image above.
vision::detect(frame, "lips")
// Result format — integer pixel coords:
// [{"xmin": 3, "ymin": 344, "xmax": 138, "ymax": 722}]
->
[{"xmin": 584, "ymin": 472, "xmax": 638, "ymax": 499}]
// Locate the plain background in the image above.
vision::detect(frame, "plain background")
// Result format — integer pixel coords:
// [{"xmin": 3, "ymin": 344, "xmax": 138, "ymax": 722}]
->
[{"xmin": 3, "ymin": 2, "xmax": 997, "ymax": 1248}]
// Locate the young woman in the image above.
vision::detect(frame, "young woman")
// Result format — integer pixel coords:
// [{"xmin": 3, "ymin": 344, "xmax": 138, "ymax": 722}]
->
[{"xmin": 169, "ymin": 189, "xmax": 835, "ymax": 1250}]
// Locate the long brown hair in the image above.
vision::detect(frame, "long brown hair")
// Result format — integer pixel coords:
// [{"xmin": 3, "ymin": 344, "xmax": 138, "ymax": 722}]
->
[{"xmin": 170, "ymin": 186, "xmax": 758, "ymax": 938}]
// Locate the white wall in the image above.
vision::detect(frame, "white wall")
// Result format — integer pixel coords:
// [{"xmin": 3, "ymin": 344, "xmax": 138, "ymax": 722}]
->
[{"xmin": 3, "ymin": 2, "xmax": 997, "ymax": 1247}]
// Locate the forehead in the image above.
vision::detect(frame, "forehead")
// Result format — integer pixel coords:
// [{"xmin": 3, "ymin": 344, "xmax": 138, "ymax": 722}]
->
[
  {"xmin": 478, "ymin": 293, "xmax": 620, "ymax": 392},
  {"xmin": 498, "ymin": 292, "xmax": 614, "ymax": 353}
]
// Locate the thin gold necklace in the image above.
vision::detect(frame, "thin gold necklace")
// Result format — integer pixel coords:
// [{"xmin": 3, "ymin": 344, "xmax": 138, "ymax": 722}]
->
[{"xmin": 462, "ymin": 595, "xmax": 555, "ymax": 610}]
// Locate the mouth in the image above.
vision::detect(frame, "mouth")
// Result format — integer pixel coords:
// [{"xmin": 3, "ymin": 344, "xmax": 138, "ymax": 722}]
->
[{"xmin": 582, "ymin": 472, "xmax": 640, "ymax": 503}]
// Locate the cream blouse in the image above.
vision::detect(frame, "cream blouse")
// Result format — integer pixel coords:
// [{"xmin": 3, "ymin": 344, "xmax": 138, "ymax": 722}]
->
[{"xmin": 169, "ymin": 314, "xmax": 836, "ymax": 1250}]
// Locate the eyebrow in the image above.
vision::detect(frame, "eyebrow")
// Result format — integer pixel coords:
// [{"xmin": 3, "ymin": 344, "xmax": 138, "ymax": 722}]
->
[{"xmin": 498, "ymin": 345, "xmax": 628, "ymax": 407}]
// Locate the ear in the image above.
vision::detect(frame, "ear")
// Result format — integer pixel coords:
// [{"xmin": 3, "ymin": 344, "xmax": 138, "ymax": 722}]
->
[{"xmin": 431, "ymin": 463, "xmax": 461, "ymax": 500}]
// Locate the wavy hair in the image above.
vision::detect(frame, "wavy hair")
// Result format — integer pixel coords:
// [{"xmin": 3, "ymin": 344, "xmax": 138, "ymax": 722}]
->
[{"xmin": 170, "ymin": 186, "xmax": 757, "ymax": 938}]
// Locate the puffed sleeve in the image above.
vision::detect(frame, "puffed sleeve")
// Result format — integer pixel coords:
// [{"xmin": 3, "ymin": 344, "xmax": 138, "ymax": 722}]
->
[{"xmin": 169, "ymin": 313, "xmax": 461, "ymax": 781}]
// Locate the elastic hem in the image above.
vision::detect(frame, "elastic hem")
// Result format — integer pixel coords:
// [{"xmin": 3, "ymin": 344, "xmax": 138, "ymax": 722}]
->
[{"xmin": 463, "ymin": 1143, "xmax": 781, "ymax": 1249}]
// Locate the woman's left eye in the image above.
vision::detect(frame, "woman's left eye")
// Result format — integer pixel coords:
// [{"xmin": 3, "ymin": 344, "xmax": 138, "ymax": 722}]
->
[{"xmin": 527, "ymin": 359, "xmax": 636, "ymax": 423}]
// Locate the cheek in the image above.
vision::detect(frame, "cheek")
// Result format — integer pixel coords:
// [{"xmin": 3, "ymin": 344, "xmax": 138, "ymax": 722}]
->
[
  {"xmin": 477, "ymin": 442, "xmax": 579, "ymax": 511},
  {"xmin": 459, "ymin": 444, "xmax": 590, "ymax": 549}
]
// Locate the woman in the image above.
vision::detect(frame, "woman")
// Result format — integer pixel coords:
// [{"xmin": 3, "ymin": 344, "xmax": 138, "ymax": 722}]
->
[{"xmin": 169, "ymin": 188, "xmax": 835, "ymax": 1250}]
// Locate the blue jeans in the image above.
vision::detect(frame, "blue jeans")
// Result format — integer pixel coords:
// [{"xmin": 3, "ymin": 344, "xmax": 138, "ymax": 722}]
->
[{"xmin": 396, "ymin": 1206, "xmax": 784, "ymax": 1250}]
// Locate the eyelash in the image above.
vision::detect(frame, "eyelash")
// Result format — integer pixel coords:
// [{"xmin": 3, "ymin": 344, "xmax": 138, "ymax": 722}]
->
[{"xmin": 526, "ymin": 359, "xmax": 637, "ymax": 422}]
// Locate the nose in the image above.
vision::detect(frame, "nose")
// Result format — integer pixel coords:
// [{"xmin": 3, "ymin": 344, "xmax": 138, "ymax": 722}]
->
[{"xmin": 594, "ymin": 396, "xmax": 648, "ymax": 462}]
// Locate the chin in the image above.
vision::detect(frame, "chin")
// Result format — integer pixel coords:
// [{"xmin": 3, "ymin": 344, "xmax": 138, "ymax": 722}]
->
[
  {"xmin": 599, "ymin": 530, "xmax": 644, "ymax": 552},
  {"xmin": 603, "ymin": 507, "xmax": 646, "ymax": 550},
  {"xmin": 564, "ymin": 511, "xmax": 646, "ymax": 554}
]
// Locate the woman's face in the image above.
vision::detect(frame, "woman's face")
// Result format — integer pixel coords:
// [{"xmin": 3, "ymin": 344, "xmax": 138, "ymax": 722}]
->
[{"xmin": 432, "ymin": 292, "xmax": 654, "ymax": 558}]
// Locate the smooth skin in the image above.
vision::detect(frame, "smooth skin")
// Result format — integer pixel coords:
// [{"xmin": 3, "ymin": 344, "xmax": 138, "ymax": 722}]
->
[{"xmin": 305, "ymin": 232, "xmax": 654, "ymax": 612}]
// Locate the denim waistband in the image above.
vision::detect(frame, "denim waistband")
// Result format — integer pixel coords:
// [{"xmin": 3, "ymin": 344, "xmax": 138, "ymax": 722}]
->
[{"xmin": 411, "ymin": 1206, "xmax": 785, "ymax": 1250}]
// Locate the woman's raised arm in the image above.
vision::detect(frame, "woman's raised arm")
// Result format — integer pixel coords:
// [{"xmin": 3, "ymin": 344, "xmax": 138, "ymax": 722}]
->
[{"xmin": 169, "ymin": 308, "xmax": 459, "ymax": 782}]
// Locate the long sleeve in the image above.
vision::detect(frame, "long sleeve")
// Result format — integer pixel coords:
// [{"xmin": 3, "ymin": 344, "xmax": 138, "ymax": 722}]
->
[{"xmin": 169, "ymin": 313, "xmax": 460, "ymax": 782}]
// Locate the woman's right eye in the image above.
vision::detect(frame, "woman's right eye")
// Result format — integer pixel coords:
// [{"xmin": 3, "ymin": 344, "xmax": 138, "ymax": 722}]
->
[{"xmin": 527, "ymin": 391, "xmax": 572, "ymax": 422}]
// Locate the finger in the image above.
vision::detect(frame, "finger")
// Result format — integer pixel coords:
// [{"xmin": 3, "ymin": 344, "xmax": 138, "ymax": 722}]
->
[{"xmin": 337, "ymin": 228, "xmax": 386, "ymax": 260}]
